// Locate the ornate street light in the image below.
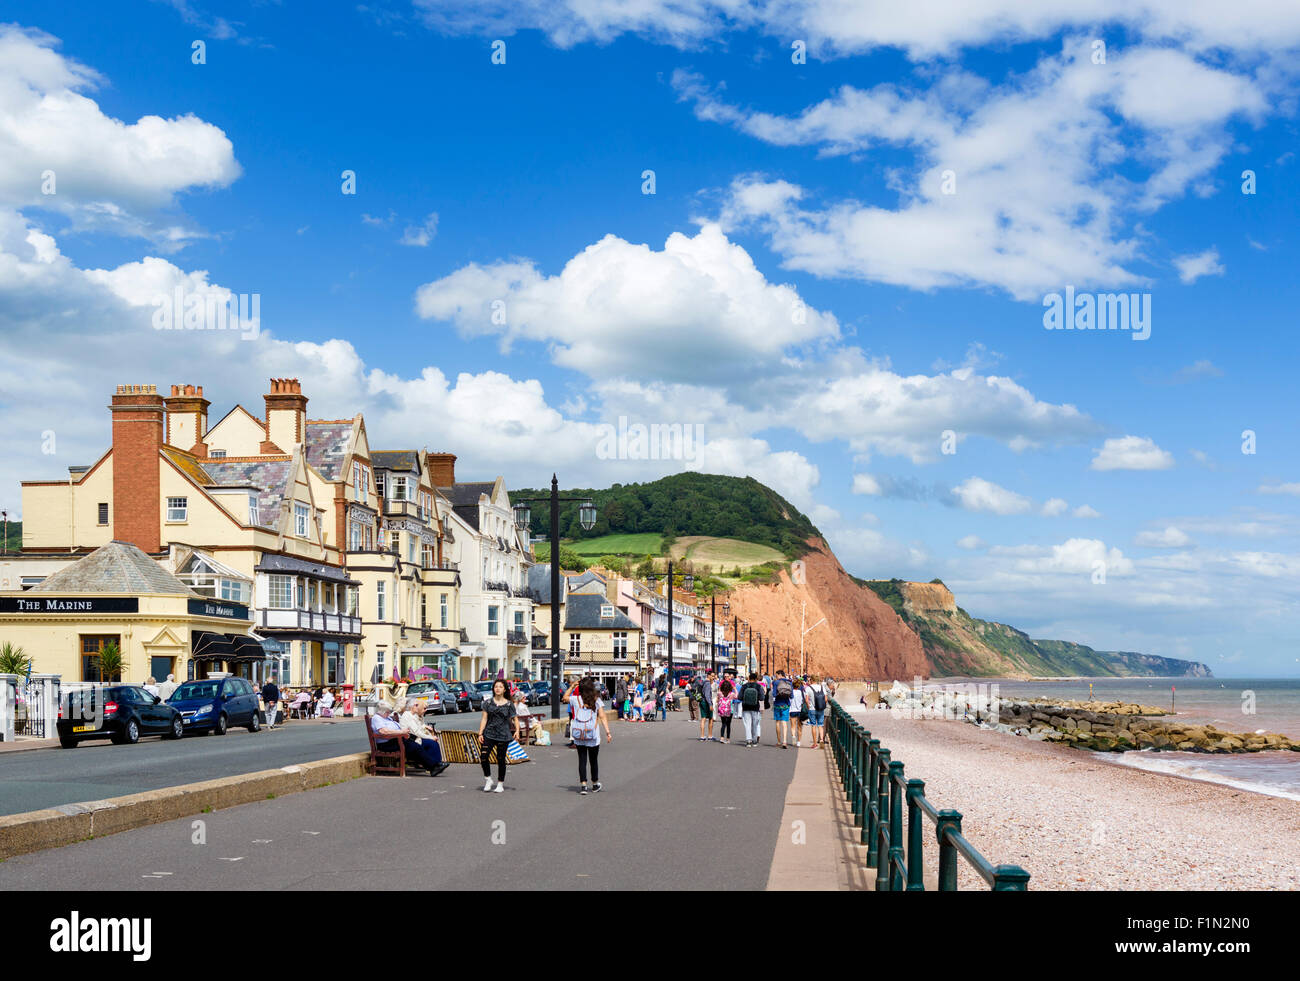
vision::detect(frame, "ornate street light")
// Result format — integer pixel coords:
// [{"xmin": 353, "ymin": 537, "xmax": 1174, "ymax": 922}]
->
[{"xmin": 579, "ymin": 500, "xmax": 597, "ymax": 531}]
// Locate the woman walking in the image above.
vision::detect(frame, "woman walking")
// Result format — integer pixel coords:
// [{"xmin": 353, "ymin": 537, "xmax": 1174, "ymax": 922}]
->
[
  {"xmin": 477, "ymin": 679, "xmax": 519, "ymax": 793},
  {"xmin": 805, "ymin": 675, "xmax": 828, "ymax": 749},
  {"xmin": 569, "ymin": 676, "xmax": 612, "ymax": 795}
]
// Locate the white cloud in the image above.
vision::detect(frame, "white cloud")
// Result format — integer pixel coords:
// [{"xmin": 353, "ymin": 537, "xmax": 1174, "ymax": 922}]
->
[
  {"xmin": 1173, "ymin": 248, "xmax": 1225, "ymax": 284},
  {"xmin": 400, "ymin": 212, "xmax": 439, "ymax": 247},
  {"xmin": 950, "ymin": 476, "xmax": 1031, "ymax": 515},
  {"xmin": 1041, "ymin": 497, "xmax": 1068, "ymax": 516},
  {"xmin": 956, "ymin": 534, "xmax": 985, "ymax": 550},
  {"xmin": 1135, "ymin": 527, "xmax": 1193, "ymax": 548},
  {"xmin": 1090, "ymin": 436, "xmax": 1175, "ymax": 471},
  {"xmin": 1258, "ymin": 482, "xmax": 1300, "ymax": 496},
  {"xmin": 851, "ymin": 473, "xmax": 882, "ymax": 495},
  {"xmin": 0, "ymin": 26, "xmax": 239, "ymax": 241},
  {"xmin": 1072, "ymin": 504, "xmax": 1102, "ymax": 518}
]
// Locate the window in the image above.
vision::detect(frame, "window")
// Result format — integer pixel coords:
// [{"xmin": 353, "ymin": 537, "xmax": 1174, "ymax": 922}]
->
[
  {"xmin": 376, "ymin": 647, "xmax": 386, "ymax": 679},
  {"xmin": 349, "ymin": 521, "xmax": 364, "ymax": 551},
  {"xmin": 209, "ymin": 449, "xmax": 226, "ymax": 458},
  {"xmin": 220, "ymin": 579, "xmax": 246, "ymax": 604},
  {"xmin": 390, "ymin": 532, "xmax": 400, "ymax": 554},
  {"xmin": 353, "ymin": 462, "xmax": 369, "ymax": 498},
  {"xmin": 392, "ymin": 476, "xmax": 408, "ymax": 501},
  {"xmin": 166, "ymin": 497, "xmax": 188, "ymax": 522},
  {"xmin": 613, "ymin": 631, "xmax": 628, "ymax": 660},
  {"xmin": 376, "ymin": 581, "xmax": 386, "ymax": 621},
  {"xmin": 440, "ymin": 594, "xmax": 448, "ymax": 629},
  {"xmin": 346, "ymin": 587, "xmax": 358, "ymax": 617},
  {"xmin": 408, "ymin": 537, "xmax": 416, "ymax": 564},
  {"xmin": 248, "ymin": 498, "xmax": 260, "ymax": 525},
  {"xmin": 20, "ymin": 576, "xmax": 45, "ymax": 589},
  {"xmin": 514, "ymin": 610, "xmax": 525, "ymax": 631},
  {"xmin": 294, "ymin": 578, "xmax": 304, "ymax": 609},
  {"xmin": 600, "ymin": 604, "xmax": 614, "ymax": 619},
  {"xmin": 80, "ymin": 635, "xmax": 121, "ymax": 682},
  {"xmin": 420, "ymin": 595, "xmax": 427, "ymax": 628},
  {"xmin": 487, "ymin": 606, "xmax": 499, "ymax": 636},
  {"xmin": 294, "ymin": 503, "xmax": 310, "ymax": 538},
  {"xmin": 300, "ymin": 641, "xmax": 310, "ymax": 686},
  {"xmin": 268, "ymin": 575, "xmax": 293, "ymax": 608},
  {"xmin": 569, "ymin": 634, "xmax": 581, "ymax": 657},
  {"xmin": 308, "ymin": 580, "xmax": 318, "ymax": 610},
  {"xmin": 375, "ymin": 472, "xmax": 385, "ymax": 499},
  {"xmin": 97, "ymin": 502, "xmax": 108, "ymax": 525},
  {"xmin": 422, "ymin": 544, "xmax": 433, "ymax": 569}
]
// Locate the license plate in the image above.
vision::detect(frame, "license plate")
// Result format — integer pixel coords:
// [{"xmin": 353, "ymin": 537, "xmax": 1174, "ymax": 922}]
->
[{"xmin": 73, "ymin": 725, "xmax": 95, "ymax": 733}]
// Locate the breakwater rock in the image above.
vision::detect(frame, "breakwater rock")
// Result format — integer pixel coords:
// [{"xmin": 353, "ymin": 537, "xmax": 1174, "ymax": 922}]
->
[{"xmin": 873, "ymin": 683, "xmax": 1298, "ymax": 754}]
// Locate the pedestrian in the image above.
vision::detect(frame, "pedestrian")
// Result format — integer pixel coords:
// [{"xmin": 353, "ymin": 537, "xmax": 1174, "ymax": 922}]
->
[
  {"xmin": 262, "ymin": 674, "xmax": 281, "ymax": 730},
  {"xmin": 806, "ymin": 675, "xmax": 828, "ymax": 749},
  {"xmin": 654, "ymin": 672, "xmax": 668, "ymax": 721},
  {"xmin": 790, "ymin": 677, "xmax": 810, "ymax": 747},
  {"xmin": 687, "ymin": 676, "xmax": 699, "ymax": 722},
  {"xmin": 157, "ymin": 673, "xmax": 178, "ymax": 701},
  {"xmin": 739, "ymin": 672, "xmax": 765, "ymax": 747},
  {"xmin": 143, "ymin": 676, "xmax": 160, "ymax": 698},
  {"xmin": 698, "ymin": 670, "xmax": 717, "ymax": 742},
  {"xmin": 771, "ymin": 670, "xmax": 794, "ymax": 749},
  {"xmin": 615, "ymin": 676, "xmax": 627, "ymax": 721},
  {"xmin": 632, "ymin": 678, "xmax": 645, "ymax": 721},
  {"xmin": 717, "ymin": 677, "xmax": 734, "ymax": 744},
  {"xmin": 570, "ymin": 676, "xmax": 612, "ymax": 795},
  {"xmin": 477, "ymin": 679, "xmax": 519, "ymax": 793}
]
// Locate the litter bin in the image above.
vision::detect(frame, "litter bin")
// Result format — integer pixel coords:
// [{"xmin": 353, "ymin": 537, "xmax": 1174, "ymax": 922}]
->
[{"xmin": 341, "ymin": 683, "xmax": 355, "ymax": 717}]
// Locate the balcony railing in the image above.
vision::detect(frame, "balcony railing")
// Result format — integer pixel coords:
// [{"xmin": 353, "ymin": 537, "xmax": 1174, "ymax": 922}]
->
[
  {"xmin": 258, "ymin": 608, "xmax": 363, "ymax": 636},
  {"xmin": 507, "ymin": 630, "xmax": 529, "ymax": 647},
  {"xmin": 382, "ymin": 499, "xmax": 432, "ymax": 521},
  {"xmin": 484, "ymin": 579, "xmax": 511, "ymax": 593}
]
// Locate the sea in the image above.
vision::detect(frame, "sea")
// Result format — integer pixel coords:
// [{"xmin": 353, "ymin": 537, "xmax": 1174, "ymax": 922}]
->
[{"xmin": 934, "ymin": 676, "xmax": 1300, "ymax": 801}]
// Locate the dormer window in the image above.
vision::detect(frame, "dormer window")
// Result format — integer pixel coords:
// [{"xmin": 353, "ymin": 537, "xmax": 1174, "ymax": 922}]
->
[
  {"xmin": 601, "ymin": 604, "xmax": 614, "ymax": 619},
  {"xmin": 294, "ymin": 503, "xmax": 310, "ymax": 538}
]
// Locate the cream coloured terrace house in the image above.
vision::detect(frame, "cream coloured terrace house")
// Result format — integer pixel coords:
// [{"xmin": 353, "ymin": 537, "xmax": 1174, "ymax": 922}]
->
[{"xmin": 14, "ymin": 381, "xmax": 364, "ymax": 686}]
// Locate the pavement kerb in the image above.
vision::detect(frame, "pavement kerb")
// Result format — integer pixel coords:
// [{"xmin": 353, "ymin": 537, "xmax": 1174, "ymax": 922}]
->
[
  {"xmin": 0, "ymin": 752, "xmax": 371, "ymax": 861},
  {"xmin": 765, "ymin": 743, "xmax": 852, "ymax": 891}
]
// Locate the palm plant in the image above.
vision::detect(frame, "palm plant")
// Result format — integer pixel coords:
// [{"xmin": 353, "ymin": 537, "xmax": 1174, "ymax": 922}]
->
[
  {"xmin": 0, "ymin": 641, "xmax": 31, "ymax": 676},
  {"xmin": 97, "ymin": 641, "xmax": 124, "ymax": 683}
]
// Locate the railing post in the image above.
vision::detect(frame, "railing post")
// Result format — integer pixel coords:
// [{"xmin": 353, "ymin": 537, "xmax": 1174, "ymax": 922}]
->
[
  {"xmin": 888, "ymin": 761, "xmax": 905, "ymax": 891},
  {"xmin": 905, "ymin": 778, "xmax": 925, "ymax": 891},
  {"xmin": 850, "ymin": 726, "xmax": 862, "ymax": 821},
  {"xmin": 874, "ymin": 748, "xmax": 891, "ymax": 890},
  {"xmin": 865, "ymin": 738, "xmax": 880, "ymax": 855},
  {"xmin": 991, "ymin": 865, "xmax": 1031, "ymax": 891},
  {"xmin": 934, "ymin": 809, "xmax": 962, "ymax": 891},
  {"xmin": 857, "ymin": 730, "xmax": 870, "ymax": 842}
]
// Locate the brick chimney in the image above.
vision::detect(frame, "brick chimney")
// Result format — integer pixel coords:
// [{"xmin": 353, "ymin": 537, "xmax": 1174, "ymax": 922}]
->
[
  {"xmin": 262, "ymin": 378, "xmax": 307, "ymax": 454},
  {"xmin": 163, "ymin": 384, "xmax": 210, "ymax": 456},
  {"xmin": 428, "ymin": 452, "xmax": 457, "ymax": 486},
  {"xmin": 110, "ymin": 384, "xmax": 165, "ymax": 553}
]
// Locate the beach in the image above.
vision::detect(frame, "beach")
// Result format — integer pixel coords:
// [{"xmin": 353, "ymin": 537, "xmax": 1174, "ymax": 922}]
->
[{"xmin": 848, "ymin": 705, "xmax": 1300, "ymax": 890}]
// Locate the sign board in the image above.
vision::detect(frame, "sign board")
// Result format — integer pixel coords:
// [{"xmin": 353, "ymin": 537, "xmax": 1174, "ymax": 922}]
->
[
  {"xmin": 187, "ymin": 598, "xmax": 250, "ymax": 620},
  {"xmin": 0, "ymin": 596, "xmax": 139, "ymax": 614}
]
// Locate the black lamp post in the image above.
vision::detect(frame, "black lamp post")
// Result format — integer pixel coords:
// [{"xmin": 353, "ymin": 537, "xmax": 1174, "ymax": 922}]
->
[
  {"xmin": 647, "ymin": 562, "xmax": 693, "ymax": 693},
  {"xmin": 513, "ymin": 476, "xmax": 596, "ymax": 719}
]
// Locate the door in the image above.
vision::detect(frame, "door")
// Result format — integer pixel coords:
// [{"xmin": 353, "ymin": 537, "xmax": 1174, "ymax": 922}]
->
[
  {"xmin": 225, "ymin": 680, "xmax": 251, "ymax": 723},
  {"xmin": 132, "ymin": 686, "xmax": 168, "ymax": 733}
]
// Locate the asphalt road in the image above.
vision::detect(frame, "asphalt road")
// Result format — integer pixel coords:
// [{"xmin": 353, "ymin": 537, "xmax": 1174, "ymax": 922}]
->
[
  {"xmin": 0, "ymin": 708, "xmax": 799, "ymax": 890},
  {"xmin": 0, "ymin": 708, "xmax": 489, "ymax": 817}
]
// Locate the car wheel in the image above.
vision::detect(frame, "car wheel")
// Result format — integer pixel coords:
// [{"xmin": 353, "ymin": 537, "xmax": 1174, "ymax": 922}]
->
[
  {"xmin": 247, "ymin": 709, "xmax": 261, "ymax": 733},
  {"xmin": 59, "ymin": 735, "xmax": 79, "ymax": 749},
  {"xmin": 165, "ymin": 717, "xmax": 183, "ymax": 740},
  {"xmin": 214, "ymin": 713, "xmax": 228, "ymax": 736},
  {"xmin": 123, "ymin": 719, "xmax": 140, "ymax": 744}
]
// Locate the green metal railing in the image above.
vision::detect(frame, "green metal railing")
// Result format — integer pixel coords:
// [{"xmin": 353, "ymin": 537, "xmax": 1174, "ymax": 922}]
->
[{"xmin": 828, "ymin": 698, "xmax": 1030, "ymax": 891}]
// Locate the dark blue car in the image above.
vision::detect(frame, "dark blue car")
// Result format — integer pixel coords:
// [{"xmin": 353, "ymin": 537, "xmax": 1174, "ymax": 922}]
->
[{"xmin": 168, "ymin": 677, "xmax": 262, "ymax": 735}]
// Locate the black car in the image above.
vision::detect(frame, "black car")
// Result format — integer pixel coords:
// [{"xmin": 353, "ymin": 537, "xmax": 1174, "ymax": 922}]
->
[
  {"xmin": 529, "ymin": 680, "xmax": 552, "ymax": 706},
  {"xmin": 57, "ymin": 684, "xmax": 184, "ymax": 748},
  {"xmin": 445, "ymin": 680, "xmax": 479, "ymax": 711},
  {"xmin": 168, "ymin": 676, "xmax": 262, "ymax": 735}
]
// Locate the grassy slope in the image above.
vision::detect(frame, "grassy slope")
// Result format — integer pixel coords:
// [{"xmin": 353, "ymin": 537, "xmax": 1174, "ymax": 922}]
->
[
  {"xmin": 564, "ymin": 532, "xmax": 663, "ymax": 556},
  {"xmin": 669, "ymin": 536, "xmax": 785, "ymax": 570}
]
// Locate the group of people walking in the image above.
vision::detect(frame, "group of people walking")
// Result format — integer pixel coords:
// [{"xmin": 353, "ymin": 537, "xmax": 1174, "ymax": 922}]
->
[{"xmin": 687, "ymin": 669, "xmax": 833, "ymax": 749}]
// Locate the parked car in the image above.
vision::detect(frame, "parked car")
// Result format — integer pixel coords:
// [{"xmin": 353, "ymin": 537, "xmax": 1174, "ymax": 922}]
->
[
  {"xmin": 445, "ymin": 680, "xmax": 478, "ymax": 711},
  {"xmin": 168, "ymin": 677, "xmax": 262, "ymax": 735},
  {"xmin": 472, "ymin": 680, "xmax": 496, "ymax": 704},
  {"xmin": 406, "ymin": 680, "xmax": 455, "ymax": 715},
  {"xmin": 57, "ymin": 684, "xmax": 184, "ymax": 748},
  {"xmin": 529, "ymin": 680, "xmax": 552, "ymax": 706}
]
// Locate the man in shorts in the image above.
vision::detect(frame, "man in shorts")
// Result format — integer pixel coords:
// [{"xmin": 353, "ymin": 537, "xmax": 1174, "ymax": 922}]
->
[
  {"xmin": 698, "ymin": 670, "xmax": 716, "ymax": 741},
  {"xmin": 771, "ymin": 670, "xmax": 794, "ymax": 748}
]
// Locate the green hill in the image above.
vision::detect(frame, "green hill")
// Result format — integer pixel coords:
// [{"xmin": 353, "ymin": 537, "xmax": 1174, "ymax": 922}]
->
[
  {"xmin": 509, "ymin": 473, "xmax": 819, "ymax": 560},
  {"xmin": 2, "ymin": 519, "xmax": 19, "ymax": 553}
]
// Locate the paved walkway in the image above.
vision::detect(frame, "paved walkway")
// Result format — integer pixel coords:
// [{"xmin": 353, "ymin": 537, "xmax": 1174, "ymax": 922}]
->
[{"xmin": 0, "ymin": 710, "xmax": 850, "ymax": 890}]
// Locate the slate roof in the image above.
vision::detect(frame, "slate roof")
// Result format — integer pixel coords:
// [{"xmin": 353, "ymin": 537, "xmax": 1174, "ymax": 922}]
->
[
  {"xmin": 304, "ymin": 421, "xmax": 353, "ymax": 480},
  {"xmin": 255, "ymin": 552, "xmax": 356, "ymax": 584},
  {"xmin": 528, "ymin": 563, "xmax": 562, "ymax": 605},
  {"xmin": 161, "ymin": 447, "xmax": 213, "ymax": 485},
  {"xmin": 437, "ymin": 482, "xmax": 495, "ymax": 531},
  {"xmin": 568, "ymin": 570, "xmax": 607, "ymax": 593},
  {"xmin": 199, "ymin": 459, "xmax": 292, "ymax": 528},
  {"xmin": 563, "ymin": 593, "xmax": 640, "ymax": 631},
  {"xmin": 371, "ymin": 450, "xmax": 419, "ymax": 472},
  {"xmin": 31, "ymin": 541, "xmax": 198, "ymax": 596}
]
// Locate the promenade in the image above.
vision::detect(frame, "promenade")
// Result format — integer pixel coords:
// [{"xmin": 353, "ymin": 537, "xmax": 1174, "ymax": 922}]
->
[{"xmin": 0, "ymin": 708, "xmax": 851, "ymax": 890}]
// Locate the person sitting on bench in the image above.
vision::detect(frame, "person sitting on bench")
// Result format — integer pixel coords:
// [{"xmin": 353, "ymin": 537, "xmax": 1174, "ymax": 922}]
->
[{"xmin": 371, "ymin": 702, "xmax": 448, "ymax": 775}]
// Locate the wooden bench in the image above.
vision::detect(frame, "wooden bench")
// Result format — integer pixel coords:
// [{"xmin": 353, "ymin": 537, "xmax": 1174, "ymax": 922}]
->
[{"xmin": 363, "ymin": 714, "xmax": 407, "ymax": 777}]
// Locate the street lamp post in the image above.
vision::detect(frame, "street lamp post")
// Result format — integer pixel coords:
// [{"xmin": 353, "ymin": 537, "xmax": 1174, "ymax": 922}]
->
[
  {"xmin": 513, "ymin": 476, "xmax": 597, "ymax": 720},
  {"xmin": 646, "ymin": 562, "xmax": 694, "ymax": 697}
]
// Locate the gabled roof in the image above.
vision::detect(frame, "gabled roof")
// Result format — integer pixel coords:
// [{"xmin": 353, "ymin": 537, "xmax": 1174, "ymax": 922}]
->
[
  {"xmin": 568, "ymin": 570, "xmax": 607, "ymax": 592},
  {"xmin": 371, "ymin": 450, "xmax": 419, "ymax": 472},
  {"xmin": 162, "ymin": 447, "xmax": 213, "ymax": 486},
  {"xmin": 437, "ymin": 482, "xmax": 496, "ymax": 531},
  {"xmin": 564, "ymin": 593, "xmax": 640, "ymax": 631},
  {"xmin": 199, "ymin": 459, "xmax": 293, "ymax": 527},
  {"xmin": 31, "ymin": 541, "xmax": 198, "ymax": 596},
  {"xmin": 204, "ymin": 403, "xmax": 266, "ymax": 436},
  {"xmin": 528, "ymin": 563, "xmax": 565, "ymax": 605},
  {"xmin": 304, "ymin": 421, "xmax": 353, "ymax": 481}
]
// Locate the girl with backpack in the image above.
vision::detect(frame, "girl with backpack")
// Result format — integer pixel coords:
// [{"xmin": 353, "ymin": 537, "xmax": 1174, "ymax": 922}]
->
[
  {"xmin": 806, "ymin": 675, "xmax": 828, "ymax": 748},
  {"xmin": 569, "ymin": 676, "xmax": 612, "ymax": 794},
  {"xmin": 716, "ymin": 677, "xmax": 734, "ymax": 744}
]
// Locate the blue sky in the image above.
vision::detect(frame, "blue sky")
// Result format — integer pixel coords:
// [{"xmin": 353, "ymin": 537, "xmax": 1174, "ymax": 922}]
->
[{"xmin": 1, "ymin": 1, "xmax": 1298, "ymax": 675}]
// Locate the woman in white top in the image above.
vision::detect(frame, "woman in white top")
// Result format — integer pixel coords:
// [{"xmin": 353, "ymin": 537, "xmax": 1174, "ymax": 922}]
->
[
  {"xmin": 789, "ymin": 681, "xmax": 806, "ymax": 747},
  {"xmin": 397, "ymin": 697, "xmax": 438, "ymax": 745},
  {"xmin": 569, "ymin": 676, "xmax": 612, "ymax": 795}
]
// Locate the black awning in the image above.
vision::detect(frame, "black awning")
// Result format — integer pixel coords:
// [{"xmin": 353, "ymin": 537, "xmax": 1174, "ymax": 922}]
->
[{"xmin": 192, "ymin": 631, "xmax": 266, "ymax": 662}]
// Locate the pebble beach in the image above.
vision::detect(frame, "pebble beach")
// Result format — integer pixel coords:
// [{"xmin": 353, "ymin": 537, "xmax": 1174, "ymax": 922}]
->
[{"xmin": 848, "ymin": 706, "xmax": 1300, "ymax": 890}]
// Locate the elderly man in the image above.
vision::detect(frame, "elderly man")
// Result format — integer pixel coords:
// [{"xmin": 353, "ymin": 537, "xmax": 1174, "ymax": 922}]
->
[
  {"xmin": 157, "ymin": 673, "xmax": 179, "ymax": 701},
  {"xmin": 370, "ymin": 703, "xmax": 448, "ymax": 776}
]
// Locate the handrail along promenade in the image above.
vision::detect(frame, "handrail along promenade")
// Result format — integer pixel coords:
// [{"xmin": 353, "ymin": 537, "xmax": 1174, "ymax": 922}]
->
[{"xmin": 828, "ymin": 698, "xmax": 1031, "ymax": 891}]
